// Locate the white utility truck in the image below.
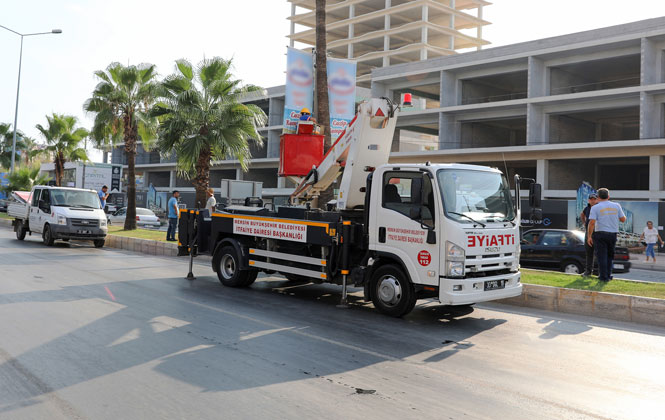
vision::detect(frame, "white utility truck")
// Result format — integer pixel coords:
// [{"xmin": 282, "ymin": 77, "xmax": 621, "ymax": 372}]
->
[
  {"xmin": 8, "ymin": 186, "xmax": 108, "ymax": 247},
  {"xmin": 178, "ymin": 98, "xmax": 541, "ymax": 317}
]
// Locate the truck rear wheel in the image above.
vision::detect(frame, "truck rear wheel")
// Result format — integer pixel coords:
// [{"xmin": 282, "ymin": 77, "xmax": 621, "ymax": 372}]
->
[
  {"xmin": 216, "ymin": 246, "xmax": 257, "ymax": 287},
  {"xmin": 370, "ymin": 264, "xmax": 417, "ymax": 317},
  {"xmin": 42, "ymin": 225, "xmax": 55, "ymax": 246},
  {"xmin": 15, "ymin": 221, "xmax": 26, "ymax": 240}
]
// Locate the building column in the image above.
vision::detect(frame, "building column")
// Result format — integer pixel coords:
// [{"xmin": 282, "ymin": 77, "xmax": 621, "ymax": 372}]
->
[
  {"xmin": 383, "ymin": 0, "xmax": 391, "ymax": 66},
  {"xmin": 440, "ymin": 70, "xmax": 457, "ymax": 106},
  {"xmin": 348, "ymin": 4, "xmax": 355, "ymax": 59},
  {"xmin": 536, "ymin": 159, "xmax": 549, "ymax": 191},
  {"xmin": 649, "ymin": 155, "xmax": 664, "ymax": 202},
  {"xmin": 438, "ymin": 113, "xmax": 459, "ymax": 149},
  {"xmin": 236, "ymin": 168, "xmax": 244, "ymax": 181},
  {"xmin": 527, "ymin": 103, "xmax": 547, "ymax": 145},
  {"xmin": 641, "ymin": 37, "xmax": 662, "ymax": 85},
  {"xmin": 527, "ymin": 56, "xmax": 546, "ymax": 98},
  {"xmin": 640, "ymin": 92, "xmax": 662, "ymax": 139},
  {"xmin": 289, "ymin": 3, "xmax": 296, "ymax": 48},
  {"xmin": 476, "ymin": 5, "xmax": 483, "ymax": 51},
  {"xmin": 420, "ymin": 5, "xmax": 428, "ymax": 60},
  {"xmin": 169, "ymin": 170, "xmax": 176, "ymax": 188},
  {"xmin": 449, "ymin": 0, "xmax": 455, "ymax": 50}
]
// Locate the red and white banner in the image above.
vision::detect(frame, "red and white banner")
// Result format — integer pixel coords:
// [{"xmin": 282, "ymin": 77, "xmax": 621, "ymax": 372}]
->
[{"xmin": 233, "ymin": 218, "xmax": 307, "ymax": 243}]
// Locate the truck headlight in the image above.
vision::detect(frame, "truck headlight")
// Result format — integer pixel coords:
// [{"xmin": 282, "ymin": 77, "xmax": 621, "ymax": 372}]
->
[
  {"xmin": 100, "ymin": 218, "xmax": 107, "ymax": 227},
  {"xmin": 446, "ymin": 241, "xmax": 465, "ymax": 277},
  {"xmin": 57, "ymin": 215, "xmax": 67, "ymax": 225},
  {"xmin": 447, "ymin": 261, "xmax": 465, "ymax": 278}
]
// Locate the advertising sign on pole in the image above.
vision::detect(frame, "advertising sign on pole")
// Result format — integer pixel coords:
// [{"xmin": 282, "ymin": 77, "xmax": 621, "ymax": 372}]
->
[
  {"xmin": 327, "ymin": 58, "xmax": 357, "ymax": 140},
  {"xmin": 81, "ymin": 163, "xmax": 123, "ymax": 193},
  {"xmin": 283, "ymin": 48, "xmax": 314, "ymax": 134},
  {"xmin": 0, "ymin": 172, "xmax": 8, "ymax": 199}
]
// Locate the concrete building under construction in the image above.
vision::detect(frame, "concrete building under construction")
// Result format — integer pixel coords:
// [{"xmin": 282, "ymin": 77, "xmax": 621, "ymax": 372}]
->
[{"xmin": 287, "ymin": 0, "xmax": 490, "ymax": 85}]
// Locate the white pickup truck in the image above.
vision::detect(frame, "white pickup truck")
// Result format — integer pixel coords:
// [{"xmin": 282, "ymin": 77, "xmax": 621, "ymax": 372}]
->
[{"xmin": 8, "ymin": 186, "xmax": 108, "ymax": 247}]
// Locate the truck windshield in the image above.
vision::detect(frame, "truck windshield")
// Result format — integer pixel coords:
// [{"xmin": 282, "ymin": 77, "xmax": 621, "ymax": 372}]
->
[
  {"xmin": 437, "ymin": 169, "xmax": 515, "ymax": 223},
  {"xmin": 50, "ymin": 190, "xmax": 101, "ymax": 209}
]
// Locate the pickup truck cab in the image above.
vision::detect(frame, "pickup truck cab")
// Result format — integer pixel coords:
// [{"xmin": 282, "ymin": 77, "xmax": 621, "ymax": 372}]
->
[{"xmin": 8, "ymin": 186, "xmax": 108, "ymax": 247}]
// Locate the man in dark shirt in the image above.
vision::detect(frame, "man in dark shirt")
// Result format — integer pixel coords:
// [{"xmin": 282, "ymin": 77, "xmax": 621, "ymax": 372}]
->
[{"xmin": 580, "ymin": 193, "xmax": 598, "ymax": 277}]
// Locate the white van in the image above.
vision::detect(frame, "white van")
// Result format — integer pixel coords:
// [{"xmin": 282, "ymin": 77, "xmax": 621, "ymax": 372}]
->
[{"xmin": 9, "ymin": 186, "xmax": 108, "ymax": 247}]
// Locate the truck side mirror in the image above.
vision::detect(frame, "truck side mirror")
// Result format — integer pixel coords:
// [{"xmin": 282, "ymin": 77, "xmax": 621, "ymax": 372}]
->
[
  {"xmin": 38, "ymin": 200, "xmax": 50, "ymax": 213},
  {"xmin": 529, "ymin": 183, "xmax": 542, "ymax": 222}
]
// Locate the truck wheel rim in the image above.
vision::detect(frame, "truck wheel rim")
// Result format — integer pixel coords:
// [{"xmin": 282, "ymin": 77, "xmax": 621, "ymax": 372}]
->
[
  {"xmin": 564, "ymin": 264, "xmax": 580, "ymax": 274},
  {"xmin": 378, "ymin": 275, "xmax": 402, "ymax": 306},
  {"xmin": 220, "ymin": 254, "xmax": 236, "ymax": 279}
]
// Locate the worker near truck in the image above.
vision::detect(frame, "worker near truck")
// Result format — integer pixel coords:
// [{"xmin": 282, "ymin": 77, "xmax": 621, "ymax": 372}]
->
[
  {"xmin": 205, "ymin": 188, "xmax": 216, "ymax": 214},
  {"xmin": 98, "ymin": 185, "xmax": 109, "ymax": 212},
  {"xmin": 580, "ymin": 192, "xmax": 598, "ymax": 277},
  {"xmin": 166, "ymin": 190, "xmax": 180, "ymax": 242},
  {"xmin": 587, "ymin": 188, "xmax": 626, "ymax": 281}
]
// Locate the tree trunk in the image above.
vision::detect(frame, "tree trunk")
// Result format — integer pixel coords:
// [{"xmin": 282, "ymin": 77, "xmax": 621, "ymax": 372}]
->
[
  {"xmin": 193, "ymin": 146, "xmax": 211, "ymax": 209},
  {"xmin": 124, "ymin": 117, "xmax": 138, "ymax": 231},
  {"xmin": 55, "ymin": 152, "xmax": 64, "ymax": 187},
  {"xmin": 315, "ymin": 0, "xmax": 335, "ymax": 209}
]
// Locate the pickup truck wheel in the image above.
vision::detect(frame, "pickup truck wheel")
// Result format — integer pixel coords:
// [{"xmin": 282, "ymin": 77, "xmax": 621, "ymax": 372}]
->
[
  {"xmin": 562, "ymin": 260, "xmax": 582, "ymax": 274},
  {"xmin": 15, "ymin": 221, "xmax": 26, "ymax": 240},
  {"xmin": 42, "ymin": 225, "xmax": 55, "ymax": 246},
  {"xmin": 216, "ymin": 246, "xmax": 254, "ymax": 287},
  {"xmin": 370, "ymin": 264, "xmax": 417, "ymax": 317},
  {"xmin": 93, "ymin": 239, "xmax": 105, "ymax": 248}
]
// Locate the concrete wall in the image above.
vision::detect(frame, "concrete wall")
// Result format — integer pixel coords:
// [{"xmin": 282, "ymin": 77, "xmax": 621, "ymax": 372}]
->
[
  {"xmin": 549, "ymin": 115, "xmax": 596, "ymax": 144},
  {"xmin": 548, "ymin": 159, "xmax": 596, "ymax": 190},
  {"xmin": 460, "ymin": 121, "xmax": 526, "ymax": 148}
]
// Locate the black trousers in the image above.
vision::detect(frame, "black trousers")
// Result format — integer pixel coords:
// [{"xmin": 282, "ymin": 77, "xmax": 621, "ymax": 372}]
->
[
  {"xmin": 593, "ymin": 231, "xmax": 617, "ymax": 281},
  {"xmin": 584, "ymin": 234, "xmax": 594, "ymax": 274}
]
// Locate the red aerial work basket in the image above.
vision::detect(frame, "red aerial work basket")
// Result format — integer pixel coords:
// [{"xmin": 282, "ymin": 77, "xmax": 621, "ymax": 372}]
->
[{"xmin": 279, "ymin": 133, "xmax": 324, "ymax": 177}]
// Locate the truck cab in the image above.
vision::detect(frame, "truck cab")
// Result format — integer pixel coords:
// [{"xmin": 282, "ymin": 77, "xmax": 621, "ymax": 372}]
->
[{"xmin": 368, "ymin": 163, "xmax": 521, "ymax": 309}]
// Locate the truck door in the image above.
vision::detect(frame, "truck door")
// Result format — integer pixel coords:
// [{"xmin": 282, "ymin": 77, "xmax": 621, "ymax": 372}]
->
[
  {"xmin": 371, "ymin": 170, "xmax": 439, "ymax": 286},
  {"xmin": 29, "ymin": 189, "xmax": 42, "ymax": 233}
]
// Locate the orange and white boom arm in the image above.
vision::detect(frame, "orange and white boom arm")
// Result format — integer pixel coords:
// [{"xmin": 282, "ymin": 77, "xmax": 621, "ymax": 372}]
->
[{"xmin": 290, "ymin": 98, "xmax": 399, "ymax": 210}]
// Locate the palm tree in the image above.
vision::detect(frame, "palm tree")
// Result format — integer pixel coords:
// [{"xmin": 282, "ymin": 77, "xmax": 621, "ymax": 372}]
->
[
  {"xmin": 36, "ymin": 114, "xmax": 89, "ymax": 187},
  {"xmin": 0, "ymin": 165, "xmax": 50, "ymax": 195},
  {"xmin": 0, "ymin": 123, "xmax": 26, "ymax": 170},
  {"xmin": 84, "ymin": 62, "xmax": 159, "ymax": 230},
  {"xmin": 315, "ymin": 0, "xmax": 334, "ymax": 208},
  {"xmin": 21, "ymin": 136, "xmax": 46, "ymax": 166},
  {"xmin": 152, "ymin": 58, "xmax": 266, "ymax": 208}
]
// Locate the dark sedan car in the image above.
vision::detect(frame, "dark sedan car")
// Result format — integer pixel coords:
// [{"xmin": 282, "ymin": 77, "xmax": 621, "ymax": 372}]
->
[{"xmin": 520, "ymin": 229, "xmax": 631, "ymax": 274}]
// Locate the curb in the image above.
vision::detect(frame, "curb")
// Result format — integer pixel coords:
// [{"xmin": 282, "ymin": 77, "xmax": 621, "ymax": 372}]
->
[{"xmin": 496, "ymin": 284, "xmax": 665, "ymax": 328}]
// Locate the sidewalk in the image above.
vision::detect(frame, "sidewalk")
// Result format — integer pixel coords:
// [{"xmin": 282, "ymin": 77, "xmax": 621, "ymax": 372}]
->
[{"xmin": 629, "ymin": 252, "xmax": 665, "ymax": 272}]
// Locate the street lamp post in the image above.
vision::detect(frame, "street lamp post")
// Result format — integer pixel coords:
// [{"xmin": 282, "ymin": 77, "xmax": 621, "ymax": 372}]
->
[{"xmin": 0, "ymin": 24, "xmax": 62, "ymax": 174}]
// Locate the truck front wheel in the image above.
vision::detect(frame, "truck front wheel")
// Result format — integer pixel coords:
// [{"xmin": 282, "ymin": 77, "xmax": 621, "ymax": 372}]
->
[
  {"xmin": 42, "ymin": 225, "xmax": 55, "ymax": 246},
  {"xmin": 370, "ymin": 264, "xmax": 417, "ymax": 317},
  {"xmin": 216, "ymin": 246, "xmax": 257, "ymax": 287},
  {"xmin": 15, "ymin": 221, "xmax": 27, "ymax": 240}
]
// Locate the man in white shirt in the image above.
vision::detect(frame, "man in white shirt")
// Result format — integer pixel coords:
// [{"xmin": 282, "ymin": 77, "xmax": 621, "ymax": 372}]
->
[
  {"xmin": 640, "ymin": 221, "xmax": 663, "ymax": 263},
  {"xmin": 205, "ymin": 188, "xmax": 217, "ymax": 214}
]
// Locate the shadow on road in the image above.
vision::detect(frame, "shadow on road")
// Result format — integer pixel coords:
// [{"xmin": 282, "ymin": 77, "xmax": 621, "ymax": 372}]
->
[{"xmin": 0, "ymin": 271, "xmax": 508, "ymax": 412}]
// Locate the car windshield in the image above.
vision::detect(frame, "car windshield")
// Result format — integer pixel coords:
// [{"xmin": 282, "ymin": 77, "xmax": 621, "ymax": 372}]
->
[
  {"xmin": 137, "ymin": 209, "xmax": 155, "ymax": 216},
  {"xmin": 50, "ymin": 190, "xmax": 101, "ymax": 209},
  {"xmin": 437, "ymin": 169, "xmax": 515, "ymax": 223}
]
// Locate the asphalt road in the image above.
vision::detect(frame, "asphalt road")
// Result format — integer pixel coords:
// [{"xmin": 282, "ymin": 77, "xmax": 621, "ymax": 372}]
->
[
  {"xmin": 615, "ymin": 268, "xmax": 665, "ymax": 283},
  {"xmin": 1, "ymin": 229, "xmax": 664, "ymax": 420}
]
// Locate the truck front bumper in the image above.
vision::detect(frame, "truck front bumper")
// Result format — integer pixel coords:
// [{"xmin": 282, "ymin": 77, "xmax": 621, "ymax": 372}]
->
[
  {"xmin": 438, "ymin": 271, "xmax": 522, "ymax": 305},
  {"xmin": 50, "ymin": 225, "xmax": 107, "ymax": 240}
]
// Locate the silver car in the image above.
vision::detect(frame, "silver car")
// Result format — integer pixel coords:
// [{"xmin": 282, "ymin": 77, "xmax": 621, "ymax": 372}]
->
[{"xmin": 108, "ymin": 207, "xmax": 161, "ymax": 228}]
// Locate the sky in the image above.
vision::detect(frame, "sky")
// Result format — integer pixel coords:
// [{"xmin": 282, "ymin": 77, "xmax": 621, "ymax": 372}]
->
[{"xmin": 2, "ymin": 0, "xmax": 665, "ymax": 162}]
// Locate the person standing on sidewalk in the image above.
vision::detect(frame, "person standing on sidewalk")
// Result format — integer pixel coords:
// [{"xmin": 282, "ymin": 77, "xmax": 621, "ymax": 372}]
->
[
  {"xmin": 587, "ymin": 188, "xmax": 626, "ymax": 281},
  {"xmin": 166, "ymin": 191, "xmax": 180, "ymax": 242},
  {"xmin": 580, "ymin": 193, "xmax": 598, "ymax": 277},
  {"xmin": 640, "ymin": 221, "xmax": 664, "ymax": 263}
]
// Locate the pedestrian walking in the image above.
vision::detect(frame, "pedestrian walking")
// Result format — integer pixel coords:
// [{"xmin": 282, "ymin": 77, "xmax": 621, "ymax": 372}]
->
[
  {"xmin": 205, "ymin": 188, "xmax": 216, "ymax": 214},
  {"xmin": 98, "ymin": 185, "xmax": 109, "ymax": 213},
  {"xmin": 166, "ymin": 190, "xmax": 180, "ymax": 242},
  {"xmin": 587, "ymin": 188, "xmax": 626, "ymax": 281},
  {"xmin": 580, "ymin": 193, "xmax": 598, "ymax": 277},
  {"xmin": 640, "ymin": 220, "xmax": 663, "ymax": 263}
]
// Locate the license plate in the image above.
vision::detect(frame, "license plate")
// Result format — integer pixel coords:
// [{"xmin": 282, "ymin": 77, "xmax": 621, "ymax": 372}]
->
[
  {"xmin": 484, "ymin": 280, "xmax": 505, "ymax": 291},
  {"xmin": 613, "ymin": 264, "xmax": 624, "ymax": 270},
  {"xmin": 77, "ymin": 229, "xmax": 91, "ymax": 234}
]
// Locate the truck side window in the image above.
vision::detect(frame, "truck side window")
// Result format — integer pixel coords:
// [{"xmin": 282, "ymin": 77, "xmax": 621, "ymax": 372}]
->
[
  {"xmin": 32, "ymin": 189, "xmax": 41, "ymax": 206},
  {"xmin": 382, "ymin": 172, "xmax": 435, "ymax": 227},
  {"xmin": 41, "ymin": 190, "xmax": 51, "ymax": 205}
]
